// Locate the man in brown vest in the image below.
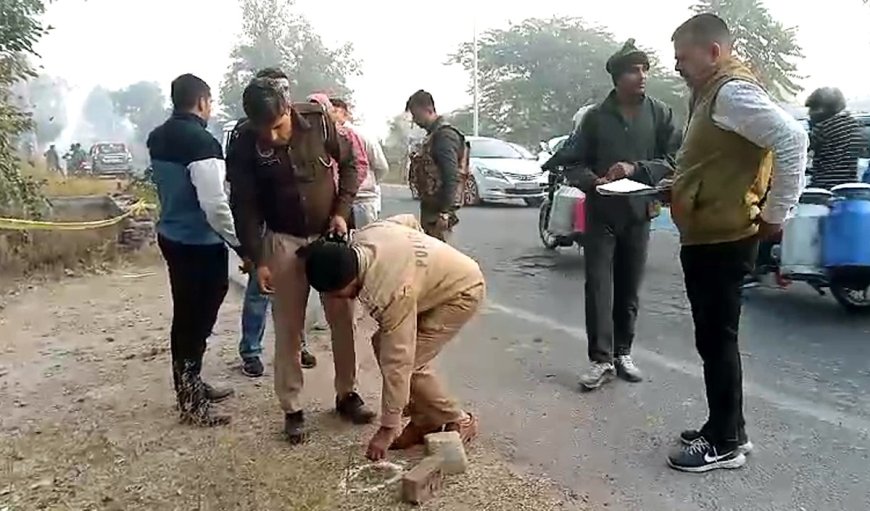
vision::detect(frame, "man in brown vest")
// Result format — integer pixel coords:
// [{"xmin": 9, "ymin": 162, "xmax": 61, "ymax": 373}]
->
[
  {"xmin": 665, "ymin": 14, "xmax": 807, "ymax": 472},
  {"xmin": 405, "ymin": 90, "xmax": 468, "ymax": 241}
]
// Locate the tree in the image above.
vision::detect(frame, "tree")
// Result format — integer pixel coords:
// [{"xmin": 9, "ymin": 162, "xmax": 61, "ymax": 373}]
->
[
  {"xmin": 12, "ymin": 74, "xmax": 68, "ymax": 146},
  {"xmin": 111, "ymin": 81, "xmax": 167, "ymax": 142},
  {"xmin": 692, "ymin": 0, "xmax": 803, "ymax": 100},
  {"xmin": 383, "ymin": 113, "xmax": 424, "ymax": 183},
  {"xmin": 82, "ymin": 86, "xmax": 121, "ymax": 141},
  {"xmin": 0, "ymin": 0, "xmax": 51, "ymax": 217},
  {"xmin": 219, "ymin": 0, "xmax": 359, "ymax": 120},
  {"xmin": 449, "ymin": 17, "xmax": 686, "ymax": 148}
]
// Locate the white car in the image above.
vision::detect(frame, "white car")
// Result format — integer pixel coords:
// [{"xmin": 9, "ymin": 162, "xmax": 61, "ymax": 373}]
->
[{"xmin": 464, "ymin": 136, "xmax": 546, "ymax": 207}]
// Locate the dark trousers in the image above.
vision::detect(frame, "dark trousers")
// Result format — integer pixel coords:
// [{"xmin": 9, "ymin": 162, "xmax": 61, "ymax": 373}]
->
[
  {"xmin": 680, "ymin": 237, "xmax": 758, "ymax": 450},
  {"xmin": 584, "ymin": 219, "xmax": 651, "ymax": 363},
  {"xmin": 158, "ymin": 235, "xmax": 229, "ymax": 382}
]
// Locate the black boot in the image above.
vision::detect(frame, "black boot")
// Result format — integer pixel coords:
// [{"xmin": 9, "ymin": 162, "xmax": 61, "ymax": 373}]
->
[
  {"xmin": 175, "ymin": 360, "xmax": 230, "ymax": 427},
  {"xmin": 284, "ymin": 411, "xmax": 306, "ymax": 445}
]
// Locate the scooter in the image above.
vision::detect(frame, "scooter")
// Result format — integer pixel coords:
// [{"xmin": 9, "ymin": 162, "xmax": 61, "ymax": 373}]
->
[
  {"xmin": 749, "ymin": 185, "xmax": 870, "ymax": 313},
  {"xmin": 538, "ymin": 170, "xmax": 586, "ymax": 251}
]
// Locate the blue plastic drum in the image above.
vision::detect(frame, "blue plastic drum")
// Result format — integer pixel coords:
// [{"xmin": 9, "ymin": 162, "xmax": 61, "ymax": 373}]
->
[{"xmin": 822, "ymin": 183, "xmax": 870, "ymax": 268}]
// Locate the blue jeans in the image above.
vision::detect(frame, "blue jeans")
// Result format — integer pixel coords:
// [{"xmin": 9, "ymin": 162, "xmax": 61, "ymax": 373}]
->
[{"xmin": 240, "ymin": 274, "xmax": 307, "ymax": 360}]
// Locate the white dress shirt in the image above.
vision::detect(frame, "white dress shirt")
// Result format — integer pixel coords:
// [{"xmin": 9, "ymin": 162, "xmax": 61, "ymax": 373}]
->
[{"xmin": 711, "ymin": 80, "xmax": 809, "ymax": 224}]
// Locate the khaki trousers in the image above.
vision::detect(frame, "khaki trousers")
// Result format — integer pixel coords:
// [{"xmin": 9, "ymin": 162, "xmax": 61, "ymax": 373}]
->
[
  {"xmin": 375, "ymin": 282, "xmax": 485, "ymax": 428},
  {"xmin": 268, "ymin": 232, "xmax": 357, "ymax": 413}
]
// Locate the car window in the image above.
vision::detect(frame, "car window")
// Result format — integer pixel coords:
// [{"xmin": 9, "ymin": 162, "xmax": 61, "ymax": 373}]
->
[
  {"xmin": 97, "ymin": 143, "xmax": 126, "ymax": 153},
  {"xmin": 470, "ymin": 139, "xmax": 525, "ymax": 159}
]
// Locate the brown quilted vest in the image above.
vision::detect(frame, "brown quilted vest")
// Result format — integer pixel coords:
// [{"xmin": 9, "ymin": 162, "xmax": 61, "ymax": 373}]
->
[{"xmin": 408, "ymin": 123, "xmax": 470, "ymax": 207}]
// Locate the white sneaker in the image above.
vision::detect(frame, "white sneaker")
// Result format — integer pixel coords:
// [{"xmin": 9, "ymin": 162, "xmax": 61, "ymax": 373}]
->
[
  {"xmin": 579, "ymin": 362, "xmax": 615, "ymax": 390},
  {"xmin": 615, "ymin": 355, "xmax": 643, "ymax": 382}
]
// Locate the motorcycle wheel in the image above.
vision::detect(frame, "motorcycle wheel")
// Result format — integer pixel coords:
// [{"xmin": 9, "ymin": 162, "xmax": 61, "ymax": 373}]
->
[
  {"xmin": 538, "ymin": 200, "xmax": 559, "ymax": 250},
  {"xmin": 830, "ymin": 283, "xmax": 870, "ymax": 314}
]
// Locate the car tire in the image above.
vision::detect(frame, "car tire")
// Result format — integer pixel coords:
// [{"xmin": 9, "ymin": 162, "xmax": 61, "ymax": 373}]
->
[
  {"xmin": 524, "ymin": 197, "xmax": 544, "ymax": 207},
  {"xmin": 463, "ymin": 177, "xmax": 481, "ymax": 206}
]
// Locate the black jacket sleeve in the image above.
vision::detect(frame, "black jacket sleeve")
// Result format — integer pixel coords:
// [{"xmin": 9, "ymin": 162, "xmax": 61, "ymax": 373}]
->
[
  {"xmin": 559, "ymin": 111, "xmax": 602, "ymax": 193},
  {"xmin": 431, "ymin": 127, "xmax": 463, "ymax": 211},
  {"xmin": 632, "ymin": 101, "xmax": 681, "ymax": 187},
  {"xmin": 226, "ymin": 128, "xmax": 264, "ymax": 265}
]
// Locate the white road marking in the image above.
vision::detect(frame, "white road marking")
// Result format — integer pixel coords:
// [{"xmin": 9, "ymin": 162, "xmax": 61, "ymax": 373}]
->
[{"xmin": 485, "ymin": 300, "xmax": 870, "ymax": 435}]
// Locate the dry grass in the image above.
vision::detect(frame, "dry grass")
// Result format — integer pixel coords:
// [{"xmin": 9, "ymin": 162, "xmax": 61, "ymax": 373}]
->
[
  {"xmin": 20, "ymin": 162, "xmax": 127, "ymax": 197},
  {"xmin": 0, "ymin": 163, "xmax": 150, "ymax": 286}
]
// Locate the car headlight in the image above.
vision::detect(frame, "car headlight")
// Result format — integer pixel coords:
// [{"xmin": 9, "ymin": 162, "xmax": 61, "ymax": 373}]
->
[{"xmin": 478, "ymin": 166, "xmax": 507, "ymax": 181}]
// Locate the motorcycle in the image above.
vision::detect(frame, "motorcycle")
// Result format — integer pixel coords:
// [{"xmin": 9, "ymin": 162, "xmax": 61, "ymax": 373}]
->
[
  {"xmin": 750, "ymin": 184, "xmax": 870, "ymax": 313},
  {"xmin": 538, "ymin": 170, "xmax": 586, "ymax": 251}
]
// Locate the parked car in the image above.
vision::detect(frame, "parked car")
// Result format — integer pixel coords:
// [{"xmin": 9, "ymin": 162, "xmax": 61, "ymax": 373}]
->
[
  {"xmin": 463, "ymin": 136, "xmax": 546, "ymax": 207},
  {"xmin": 90, "ymin": 142, "xmax": 133, "ymax": 176}
]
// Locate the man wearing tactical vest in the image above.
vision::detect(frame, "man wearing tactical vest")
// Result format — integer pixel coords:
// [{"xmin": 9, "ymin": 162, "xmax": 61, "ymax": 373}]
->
[
  {"xmin": 405, "ymin": 89, "xmax": 469, "ymax": 241},
  {"xmin": 226, "ymin": 75, "xmax": 376, "ymax": 445},
  {"xmin": 664, "ymin": 14, "xmax": 807, "ymax": 473}
]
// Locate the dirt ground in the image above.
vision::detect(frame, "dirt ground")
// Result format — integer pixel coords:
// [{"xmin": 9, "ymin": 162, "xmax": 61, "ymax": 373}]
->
[{"xmin": 0, "ymin": 257, "xmax": 582, "ymax": 511}]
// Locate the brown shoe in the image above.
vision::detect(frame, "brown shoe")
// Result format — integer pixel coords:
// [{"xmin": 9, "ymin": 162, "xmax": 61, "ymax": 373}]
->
[
  {"xmin": 389, "ymin": 421, "xmax": 441, "ymax": 450},
  {"xmin": 445, "ymin": 413, "xmax": 479, "ymax": 445}
]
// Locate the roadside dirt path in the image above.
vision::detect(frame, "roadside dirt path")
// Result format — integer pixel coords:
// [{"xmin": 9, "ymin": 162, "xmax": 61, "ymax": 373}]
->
[{"xmin": 0, "ymin": 261, "xmax": 582, "ymax": 510}]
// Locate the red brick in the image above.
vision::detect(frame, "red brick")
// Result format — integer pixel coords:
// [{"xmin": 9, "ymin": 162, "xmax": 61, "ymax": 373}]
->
[{"xmin": 401, "ymin": 456, "xmax": 444, "ymax": 505}]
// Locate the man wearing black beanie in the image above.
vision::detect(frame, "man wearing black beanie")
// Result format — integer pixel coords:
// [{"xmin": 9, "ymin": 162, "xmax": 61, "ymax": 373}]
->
[{"xmin": 549, "ymin": 39, "xmax": 681, "ymax": 391}]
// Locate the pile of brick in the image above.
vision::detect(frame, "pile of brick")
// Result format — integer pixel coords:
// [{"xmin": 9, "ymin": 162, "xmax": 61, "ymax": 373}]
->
[
  {"xmin": 112, "ymin": 194, "xmax": 156, "ymax": 252},
  {"xmin": 402, "ymin": 431, "xmax": 469, "ymax": 505}
]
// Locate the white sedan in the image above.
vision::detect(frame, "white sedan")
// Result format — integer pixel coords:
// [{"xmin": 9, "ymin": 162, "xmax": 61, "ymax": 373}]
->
[{"xmin": 463, "ymin": 136, "xmax": 546, "ymax": 207}]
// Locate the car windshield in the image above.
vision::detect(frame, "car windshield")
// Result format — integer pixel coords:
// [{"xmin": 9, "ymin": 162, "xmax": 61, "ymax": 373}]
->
[
  {"xmin": 470, "ymin": 139, "xmax": 525, "ymax": 159},
  {"xmin": 96, "ymin": 143, "xmax": 126, "ymax": 154},
  {"xmin": 509, "ymin": 143, "xmax": 535, "ymax": 159}
]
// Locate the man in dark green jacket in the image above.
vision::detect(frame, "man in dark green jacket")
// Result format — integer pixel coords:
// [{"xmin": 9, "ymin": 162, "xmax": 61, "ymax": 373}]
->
[{"xmin": 545, "ymin": 40, "xmax": 680, "ymax": 391}]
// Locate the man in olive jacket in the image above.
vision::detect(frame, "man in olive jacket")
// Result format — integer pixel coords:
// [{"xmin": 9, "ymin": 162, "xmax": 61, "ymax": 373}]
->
[{"xmin": 545, "ymin": 40, "xmax": 680, "ymax": 391}]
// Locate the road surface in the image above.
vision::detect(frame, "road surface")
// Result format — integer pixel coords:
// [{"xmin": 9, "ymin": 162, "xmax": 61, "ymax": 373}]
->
[{"xmin": 379, "ymin": 187, "xmax": 870, "ymax": 511}]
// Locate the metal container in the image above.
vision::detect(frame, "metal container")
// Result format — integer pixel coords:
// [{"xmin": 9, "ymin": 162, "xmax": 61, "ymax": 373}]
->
[{"xmin": 780, "ymin": 188, "xmax": 832, "ymax": 277}]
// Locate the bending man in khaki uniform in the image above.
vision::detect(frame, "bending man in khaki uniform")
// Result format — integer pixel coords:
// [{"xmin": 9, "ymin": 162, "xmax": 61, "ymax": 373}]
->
[{"xmin": 299, "ymin": 214, "xmax": 483, "ymax": 461}]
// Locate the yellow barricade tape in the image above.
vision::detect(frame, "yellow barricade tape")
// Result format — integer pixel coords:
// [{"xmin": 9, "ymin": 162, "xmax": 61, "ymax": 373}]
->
[{"xmin": 0, "ymin": 201, "xmax": 156, "ymax": 231}]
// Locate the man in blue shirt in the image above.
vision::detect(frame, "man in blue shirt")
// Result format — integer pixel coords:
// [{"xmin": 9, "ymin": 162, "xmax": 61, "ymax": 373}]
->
[{"xmin": 148, "ymin": 73, "xmax": 240, "ymax": 427}]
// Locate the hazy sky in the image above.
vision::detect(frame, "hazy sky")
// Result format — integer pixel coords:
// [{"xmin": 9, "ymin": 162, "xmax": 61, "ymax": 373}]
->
[{"xmin": 36, "ymin": 0, "xmax": 870, "ymax": 137}]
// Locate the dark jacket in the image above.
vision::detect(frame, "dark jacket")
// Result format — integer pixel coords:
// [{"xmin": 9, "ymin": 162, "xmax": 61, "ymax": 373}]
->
[
  {"xmin": 226, "ymin": 103, "xmax": 358, "ymax": 265},
  {"xmin": 148, "ymin": 112, "xmax": 228, "ymax": 246},
  {"xmin": 546, "ymin": 92, "xmax": 681, "ymax": 226},
  {"xmin": 426, "ymin": 116, "xmax": 465, "ymax": 211}
]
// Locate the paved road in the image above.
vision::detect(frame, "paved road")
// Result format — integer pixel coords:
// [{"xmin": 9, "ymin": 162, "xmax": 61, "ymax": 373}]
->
[{"xmin": 380, "ymin": 187, "xmax": 870, "ymax": 511}]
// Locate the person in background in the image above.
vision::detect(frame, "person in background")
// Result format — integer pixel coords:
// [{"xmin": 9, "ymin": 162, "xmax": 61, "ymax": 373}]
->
[
  {"xmin": 805, "ymin": 87, "xmax": 865, "ymax": 189},
  {"xmin": 547, "ymin": 39, "xmax": 680, "ymax": 391},
  {"xmin": 330, "ymin": 98, "xmax": 391, "ymax": 228},
  {"xmin": 44, "ymin": 144, "xmax": 61, "ymax": 173},
  {"xmin": 228, "ymin": 68, "xmax": 317, "ymax": 378},
  {"xmin": 228, "ymin": 76, "xmax": 375, "ymax": 444},
  {"xmin": 147, "ymin": 73, "xmax": 240, "ymax": 427},
  {"xmin": 665, "ymin": 14, "xmax": 806, "ymax": 472},
  {"xmin": 300, "ymin": 214, "xmax": 482, "ymax": 461},
  {"xmin": 405, "ymin": 90, "xmax": 468, "ymax": 241}
]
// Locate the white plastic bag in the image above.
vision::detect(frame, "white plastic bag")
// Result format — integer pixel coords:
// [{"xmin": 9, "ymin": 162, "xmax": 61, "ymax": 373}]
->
[{"xmin": 547, "ymin": 185, "xmax": 583, "ymax": 236}]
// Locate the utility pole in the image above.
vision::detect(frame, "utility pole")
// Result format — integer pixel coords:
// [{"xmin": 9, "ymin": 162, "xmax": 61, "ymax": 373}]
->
[{"xmin": 472, "ymin": 17, "xmax": 480, "ymax": 137}]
